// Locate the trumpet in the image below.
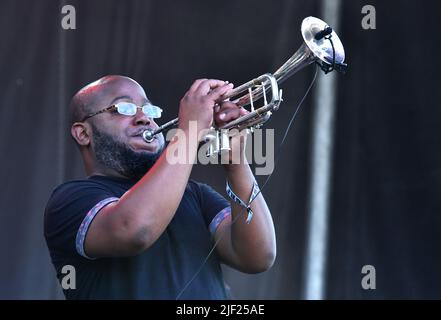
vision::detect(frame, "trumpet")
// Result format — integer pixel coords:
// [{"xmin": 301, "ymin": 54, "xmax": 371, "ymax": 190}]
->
[{"xmin": 143, "ymin": 16, "xmax": 347, "ymax": 157}]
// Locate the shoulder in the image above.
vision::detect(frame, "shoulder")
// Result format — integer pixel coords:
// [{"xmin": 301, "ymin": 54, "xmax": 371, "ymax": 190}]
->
[
  {"xmin": 187, "ymin": 180, "xmax": 227, "ymax": 205},
  {"xmin": 52, "ymin": 176, "xmax": 119, "ymax": 193},
  {"xmin": 185, "ymin": 180, "xmax": 229, "ymax": 227},
  {"xmin": 187, "ymin": 179, "xmax": 219, "ymax": 192},
  {"xmin": 186, "ymin": 179, "xmax": 217, "ymax": 198},
  {"xmin": 187, "ymin": 179, "xmax": 202, "ymax": 192},
  {"xmin": 47, "ymin": 178, "xmax": 113, "ymax": 207},
  {"xmin": 44, "ymin": 178, "xmax": 118, "ymax": 230}
]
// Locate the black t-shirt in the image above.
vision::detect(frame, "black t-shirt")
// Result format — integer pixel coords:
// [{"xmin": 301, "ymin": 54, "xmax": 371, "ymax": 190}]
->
[{"xmin": 44, "ymin": 175, "xmax": 232, "ymax": 299}]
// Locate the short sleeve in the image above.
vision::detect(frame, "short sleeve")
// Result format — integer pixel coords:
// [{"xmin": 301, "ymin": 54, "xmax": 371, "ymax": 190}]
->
[
  {"xmin": 44, "ymin": 180, "xmax": 119, "ymax": 264},
  {"xmin": 190, "ymin": 181, "xmax": 231, "ymax": 235}
]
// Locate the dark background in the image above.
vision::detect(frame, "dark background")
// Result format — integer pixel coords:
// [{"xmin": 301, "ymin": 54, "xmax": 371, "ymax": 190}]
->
[{"xmin": 0, "ymin": 0, "xmax": 440, "ymax": 299}]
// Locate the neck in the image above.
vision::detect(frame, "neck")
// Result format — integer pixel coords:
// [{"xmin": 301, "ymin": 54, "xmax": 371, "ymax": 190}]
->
[{"xmin": 88, "ymin": 163, "xmax": 129, "ymax": 180}]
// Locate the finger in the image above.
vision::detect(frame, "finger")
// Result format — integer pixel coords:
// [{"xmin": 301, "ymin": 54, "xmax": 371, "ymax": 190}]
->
[
  {"xmin": 187, "ymin": 79, "xmax": 208, "ymax": 94},
  {"xmin": 216, "ymin": 107, "xmax": 242, "ymax": 122},
  {"xmin": 207, "ymin": 83, "xmax": 234, "ymax": 101},
  {"xmin": 239, "ymin": 107, "xmax": 249, "ymax": 116},
  {"xmin": 217, "ymin": 101, "xmax": 239, "ymax": 112},
  {"xmin": 216, "ymin": 101, "xmax": 242, "ymax": 116},
  {"xmin": 196, "ymin": 79, "xmax": 229, "ymax": 95},
  {"xmin": 215, "ymin": 102, "xmax": 237, "ymax": 119},
  {"xmin": 215, "ymin": 102, "xmax": 241, "ymax": 123}
]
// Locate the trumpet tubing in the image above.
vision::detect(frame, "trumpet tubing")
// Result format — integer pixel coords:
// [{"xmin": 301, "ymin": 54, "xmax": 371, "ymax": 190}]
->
[{"xmin": 143, "ymin": 16, "xmax": 347, "ymax": 156}]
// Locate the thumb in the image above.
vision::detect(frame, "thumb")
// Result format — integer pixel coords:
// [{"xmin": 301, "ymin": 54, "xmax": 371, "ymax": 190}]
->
[{"xmin": 239, "ymin": 107, "xmax": 249, "ymax": 116}]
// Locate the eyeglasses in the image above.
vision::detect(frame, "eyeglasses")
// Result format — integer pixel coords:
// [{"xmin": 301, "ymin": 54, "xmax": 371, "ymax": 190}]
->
[{"xmin": 82, "ymin": 102, "xmax": 163, "ymax": 122}]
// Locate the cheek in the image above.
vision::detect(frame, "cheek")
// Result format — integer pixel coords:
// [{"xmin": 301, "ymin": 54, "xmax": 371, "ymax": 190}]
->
[
  {"xmin": 98, "ymin": 120, "xmax": 130, "ymax": 142},
  {"xmin": 118, "ymin": 128, "xmax": 132, "ymax": 143},
  {"xmin": 118, "ymin": 118, "xmax": 136, "ymax": 136}
]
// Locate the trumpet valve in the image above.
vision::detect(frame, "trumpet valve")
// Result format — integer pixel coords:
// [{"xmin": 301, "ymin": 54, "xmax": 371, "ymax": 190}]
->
[
  {"xmin": 205, "ymin": 129, "xmax": 220, "ymax": 157},
  {"xmin": 220, "ymin": 130, "xmax": 231, "ymax": 154}
]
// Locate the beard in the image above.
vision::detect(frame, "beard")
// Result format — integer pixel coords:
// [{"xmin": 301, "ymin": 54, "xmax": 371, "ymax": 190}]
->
[{"xmin": 91, "ymin": 124, "xmax": 164, "ymax": 181}]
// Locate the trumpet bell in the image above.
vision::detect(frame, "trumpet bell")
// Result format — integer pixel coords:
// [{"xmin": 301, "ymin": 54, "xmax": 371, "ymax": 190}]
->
[{"xmin": 301, "ymin": 16, "xmax": 345, "ymax": 66}]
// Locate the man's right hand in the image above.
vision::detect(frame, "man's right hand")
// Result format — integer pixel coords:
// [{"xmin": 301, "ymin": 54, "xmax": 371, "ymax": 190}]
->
[{"xmin": 178, "ymin": 79, "xmax": 234, "ymax": 134}]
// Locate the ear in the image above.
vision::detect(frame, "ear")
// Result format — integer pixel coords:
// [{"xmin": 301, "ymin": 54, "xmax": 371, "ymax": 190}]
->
[{"xmin": 71, "ymin": 122, "xmax": 91, "ymax": 146}]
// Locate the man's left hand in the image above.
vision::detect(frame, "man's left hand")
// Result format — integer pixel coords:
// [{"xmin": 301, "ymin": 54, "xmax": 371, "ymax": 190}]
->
[
  {"xmin": 213, "ymin": 101, "xmax": 248, "ymax": 128},
  {"xmin": 214, "ymin": 102, "xmax": 250, "ymax": 166}
]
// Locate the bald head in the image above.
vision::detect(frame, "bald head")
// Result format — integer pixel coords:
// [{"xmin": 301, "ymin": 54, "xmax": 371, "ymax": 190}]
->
[{"xmin": 69, "ymin": 75, "xmax": 146, "ymax": 125}]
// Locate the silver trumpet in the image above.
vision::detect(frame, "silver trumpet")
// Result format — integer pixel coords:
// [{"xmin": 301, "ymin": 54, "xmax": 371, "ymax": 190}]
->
[{"xmin": 143, "ymin": 16, "xmax": 347, "ymax": 157}]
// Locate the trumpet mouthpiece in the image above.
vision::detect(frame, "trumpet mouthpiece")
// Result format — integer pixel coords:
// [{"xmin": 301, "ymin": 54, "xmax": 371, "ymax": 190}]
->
[{"xmin": 142, "ymin": 130, "xmax": 155, "ymax": 142}]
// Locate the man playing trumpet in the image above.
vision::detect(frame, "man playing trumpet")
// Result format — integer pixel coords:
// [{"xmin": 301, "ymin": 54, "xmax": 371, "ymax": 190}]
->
[{"xmin": 44, "ymin": 75, "xmax": 276, "ymax": 299}]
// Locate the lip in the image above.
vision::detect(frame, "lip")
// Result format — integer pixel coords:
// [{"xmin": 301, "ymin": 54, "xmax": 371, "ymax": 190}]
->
[
  {"xmin": 132, "ymin": 133, "xmax": 157, "ymax": 141},
  {"xmin": 131, "ymin": 129, "xmax": 157, "ymax": 139},
  {"xmin": 130, "ymin": 135, "xmax": 158, "ymax": 150}
]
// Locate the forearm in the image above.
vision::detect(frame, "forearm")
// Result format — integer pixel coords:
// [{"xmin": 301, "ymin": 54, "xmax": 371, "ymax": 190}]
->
[
  {"xmin": 113, "ymin": 130, "xmax": 197, "ymax": 248},
  {"xmin": 225, "ymin": 163, "xmax": 276, "ymax": 272}
]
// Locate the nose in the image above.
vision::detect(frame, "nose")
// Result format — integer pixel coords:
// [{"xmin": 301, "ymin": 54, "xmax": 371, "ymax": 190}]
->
[{"xmin": 132, "ymin": 108, "xmax": 155, "ymax": 126}]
